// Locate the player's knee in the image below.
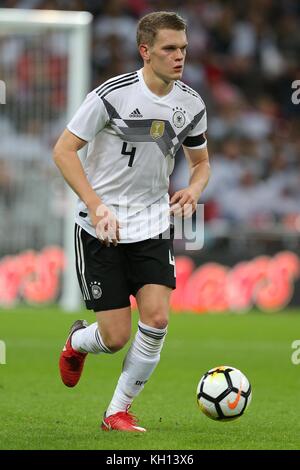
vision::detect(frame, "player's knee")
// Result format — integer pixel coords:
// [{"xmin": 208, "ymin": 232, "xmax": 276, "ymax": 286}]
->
[
  {"xmin": 102, "ymin": 331, "xmax": 130, "ymax": 353},
  {"xmin": 107, "ymin": 337, "xmax": 130, "ymax": 353},
  {"xmin": 144, "ymin": 312, "xmax": 169, "ymax": 330},
  {"xmin": 152, "ymin": 318, "xmax": 168, "ymax": 330}
]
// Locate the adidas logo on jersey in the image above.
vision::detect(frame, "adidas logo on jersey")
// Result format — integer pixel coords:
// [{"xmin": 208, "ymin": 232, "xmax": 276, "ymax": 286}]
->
[{"xmin": 129, "ymin": 108, "xmax": 143, "ymax": 118}]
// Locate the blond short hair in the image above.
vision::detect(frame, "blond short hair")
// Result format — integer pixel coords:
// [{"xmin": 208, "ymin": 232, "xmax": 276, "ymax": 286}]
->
[{"xmin": 137, "ymin": 11, "xmax": 187, "ymax": 47}]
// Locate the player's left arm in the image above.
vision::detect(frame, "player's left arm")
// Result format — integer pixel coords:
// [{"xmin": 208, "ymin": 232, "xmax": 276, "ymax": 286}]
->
[{"xmin": 170, "ymin": 143, "xmax": 210, "ymax": 217}]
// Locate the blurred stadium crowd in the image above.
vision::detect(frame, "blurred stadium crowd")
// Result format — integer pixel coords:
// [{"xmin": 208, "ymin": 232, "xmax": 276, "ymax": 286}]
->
[{"xmin": 0, "ymin": 0, "xmax": 300, "ymax": 254}]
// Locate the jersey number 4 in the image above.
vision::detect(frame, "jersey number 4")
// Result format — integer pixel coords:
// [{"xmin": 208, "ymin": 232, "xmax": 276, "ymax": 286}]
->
[{"xmin": 121, "ymin": 142, "xmax": 137, "ymax": 167}]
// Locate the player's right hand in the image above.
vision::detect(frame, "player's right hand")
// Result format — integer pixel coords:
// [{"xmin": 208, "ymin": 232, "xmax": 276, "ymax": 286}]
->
[{"xmin": 89, "ymin": 203, "xmax": 120, "ymax": 247}]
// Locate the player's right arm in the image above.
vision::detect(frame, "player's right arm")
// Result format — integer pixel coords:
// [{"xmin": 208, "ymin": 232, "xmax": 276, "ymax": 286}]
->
[
  {"xmin": 53, "ymin": 90, "xmax": 120, "ymax": 246},
  {"xmin": 53, "ymin": 129, "xmax": 120, "ymax": 246},
  {"xmin": 53, "ymin": 128, "xmax": 101, "ymax": 216}
]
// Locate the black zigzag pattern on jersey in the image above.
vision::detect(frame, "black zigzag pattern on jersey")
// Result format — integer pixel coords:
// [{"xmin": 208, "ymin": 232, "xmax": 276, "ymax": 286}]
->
[
  {"xmin": 101, "ymin": 98, "xmax": 205, "ymax": 159},
  {"xmin": 123, "ymin": 118, "xmax": 176, "ymax": 138},
  {"xmin": 96, "ymin": 73, "xmax": 139, "ymax": 100},
  {"xmin": 117, "ymin": 120, "xmax": 175, "ymax": 158},
  {"xmin": 173, "ymin": 108, "xmax": 206, "ymax": 154},
  {"xmin": 121, "ymin": 118, "xmax": 176, "ymax": 158},
  {"xmin": 101, "ymin": 98, "xmax": 177, "ymax": 157},
  {"xmin": 101, "ymin": 97, "xmax": 122, "ymax": 120},
  {"xmin": 123, "ymin": 118, "xmax": 177, "ymax": 158}
]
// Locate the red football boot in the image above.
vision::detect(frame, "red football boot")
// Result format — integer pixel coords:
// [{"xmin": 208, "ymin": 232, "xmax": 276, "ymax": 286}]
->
[
  {"xmin": 59, "ymin": 320, "xmax": 88, "ymax": 387},
  {"xmin": 101, "ymin": 410, "xmax": 146, "ymax": 433}
]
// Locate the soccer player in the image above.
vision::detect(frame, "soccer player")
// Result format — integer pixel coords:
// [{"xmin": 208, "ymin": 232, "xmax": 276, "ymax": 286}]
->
[{"xmin": 54, "ymin": 11, "xmax": 210, "ymax": 432}]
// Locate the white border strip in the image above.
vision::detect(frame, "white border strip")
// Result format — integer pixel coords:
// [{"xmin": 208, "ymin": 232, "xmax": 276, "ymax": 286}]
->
[{"xmin": 0, "ymin": 9, "xmax": 92, "ymax": 30}]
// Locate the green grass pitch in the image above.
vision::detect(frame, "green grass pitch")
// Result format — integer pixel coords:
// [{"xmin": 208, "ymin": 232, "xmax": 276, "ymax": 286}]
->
[{"xmin": 1, "ymin": 306, "xmax": 300, "ymax": 450}]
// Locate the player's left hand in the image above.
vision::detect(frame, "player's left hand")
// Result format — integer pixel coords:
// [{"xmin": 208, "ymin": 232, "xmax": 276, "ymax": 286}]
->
[{"xmin": 170, "ymin": 187, "xmax": 199, "ymax": 218}]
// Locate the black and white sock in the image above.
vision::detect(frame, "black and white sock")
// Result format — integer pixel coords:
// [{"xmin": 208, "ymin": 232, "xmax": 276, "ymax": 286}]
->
[
  {"xmin": 106, "ymin": 320, "xmax": 167, "ymax": 416},
  {"xmin": 72, "ymin": 322, "xmax": 111, "ymax": 354}
]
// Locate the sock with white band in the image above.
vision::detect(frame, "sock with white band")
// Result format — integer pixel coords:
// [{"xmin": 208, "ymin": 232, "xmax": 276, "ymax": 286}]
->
[
  {"xmin": 106, "ymin": 320, "xmax": 167, "ymax": 417},
  {"xmin": 71, "ymin": 322, "xmax": 111, "ymax": 355}
]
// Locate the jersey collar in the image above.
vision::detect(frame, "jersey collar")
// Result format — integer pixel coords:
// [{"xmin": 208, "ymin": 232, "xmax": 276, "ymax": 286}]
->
[{"xmin": 138, "ymin": 68, "xmax": 176, "ymax": 102}]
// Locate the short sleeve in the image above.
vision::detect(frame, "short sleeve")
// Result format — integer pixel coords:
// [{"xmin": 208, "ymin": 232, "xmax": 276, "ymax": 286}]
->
[
  {"xmin": 183, "ymin": 108, "xmax": 207, "ymax": 149},
  {"xmin": 67, "ymin": 91, "xmax": 109, "ymax": 142}
]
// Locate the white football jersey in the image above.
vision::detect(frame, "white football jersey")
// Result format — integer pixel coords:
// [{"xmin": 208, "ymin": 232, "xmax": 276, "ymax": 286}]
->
[{"xmin": 67, "ymin": 68, "xmax": 207, "ymax": 242}]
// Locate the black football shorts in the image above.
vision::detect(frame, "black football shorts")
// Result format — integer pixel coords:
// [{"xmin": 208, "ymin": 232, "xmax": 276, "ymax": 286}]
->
[{"xmin": 74, "ymin": 223, "xmax": 176, "ymax": 312}]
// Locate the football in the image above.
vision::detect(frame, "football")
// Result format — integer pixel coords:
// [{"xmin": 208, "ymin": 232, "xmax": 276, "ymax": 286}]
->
[{"xmin": 196, "ymin": 366, "xmax": 252, "ymax": 421}]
